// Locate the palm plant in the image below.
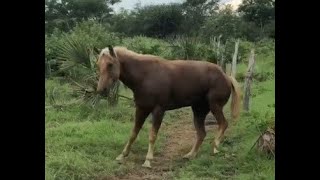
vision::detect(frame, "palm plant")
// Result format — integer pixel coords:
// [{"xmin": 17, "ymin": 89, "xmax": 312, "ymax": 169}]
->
[
  {"xmin": 56, "ymin": 36, "xmax": 92, "ymax": 71},
  {"xmin": 55, "ymin": 36, "xmax": 120, "ymax": 107}
]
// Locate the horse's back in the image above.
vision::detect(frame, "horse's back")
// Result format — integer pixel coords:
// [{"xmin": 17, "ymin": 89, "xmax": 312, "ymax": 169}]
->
[
  {"xmin": 165, "ymin": 60, "xmax": 231, "ymax": 107},
  {"xmin": 168, "ymin": 60, "xmax": 227, "ymax": 87},
  {"xmin": 135, "ymin": 59, "xmax": 231, "ymax": 109}
]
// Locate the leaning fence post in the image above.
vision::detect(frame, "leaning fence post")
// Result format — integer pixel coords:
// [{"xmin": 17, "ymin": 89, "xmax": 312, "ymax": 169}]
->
[
  {"xmin": 243, "ymin": 49, "xmax": 255, "ymax": 111},
  {"xmin": 231, "ymin": 39, "xmax": 240, "ymax": 77}
]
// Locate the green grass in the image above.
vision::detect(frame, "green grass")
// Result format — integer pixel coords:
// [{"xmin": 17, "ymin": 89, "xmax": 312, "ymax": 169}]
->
[{"xmin": 45, "ymin": 79, "xmax": 165, "ymax": 180}]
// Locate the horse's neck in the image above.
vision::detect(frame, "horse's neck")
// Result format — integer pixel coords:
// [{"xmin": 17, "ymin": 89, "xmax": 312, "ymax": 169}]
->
[{"xmin": 118, "ymin": 55, "xmax": 144, "ymax": 91}]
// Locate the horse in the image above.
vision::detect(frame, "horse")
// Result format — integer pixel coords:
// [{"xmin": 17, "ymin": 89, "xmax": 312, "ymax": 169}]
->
[{"xmin": 96, "ymin": 45, "xmax": 241, "ymax": 168}]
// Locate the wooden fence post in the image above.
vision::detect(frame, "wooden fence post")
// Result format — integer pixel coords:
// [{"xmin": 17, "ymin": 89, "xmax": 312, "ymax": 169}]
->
[
  {"xmin": 221, "ymin": 53, "xmax": 225, "ymax": 72},
  {"xmin": 217, "ymin": 34, "xmax": 222, "ymax": 61},
  {"xmin": 45, "ymin": 58, "xmax": 51, "ymax": 77},
  {"xmin": 231, "ymin": 39, "xmax": 240, "ymax": 77},
  {"xmin": 243, "ymin": 49, "xmax": 256, "ymax": 111},
  {"xmin": 226, "ymin": 63, "xmax": 232, "ymax": 76}
]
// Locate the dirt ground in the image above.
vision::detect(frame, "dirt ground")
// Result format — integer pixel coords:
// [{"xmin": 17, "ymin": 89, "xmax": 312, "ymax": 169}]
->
[{"xmin": 102, "ymin": 112, "xmax": 217, "ymax": 180}]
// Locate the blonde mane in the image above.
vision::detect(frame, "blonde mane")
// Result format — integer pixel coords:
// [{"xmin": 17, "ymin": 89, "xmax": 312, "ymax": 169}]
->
[{"xmin": 99, "ymin": 46, "xmax": 164, "ymax": 62}]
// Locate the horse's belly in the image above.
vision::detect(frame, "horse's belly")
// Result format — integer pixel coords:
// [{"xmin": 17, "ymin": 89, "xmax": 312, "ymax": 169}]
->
[
  {"xmin": 164, "ymin": 93, "xmax": 207, "ymax": 110},
  {"xmin": 164, "ymin": 101, "xmax": 191, "ymax": 110}
]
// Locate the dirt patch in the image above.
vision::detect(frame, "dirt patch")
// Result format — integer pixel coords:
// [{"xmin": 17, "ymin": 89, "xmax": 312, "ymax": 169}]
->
[{"xmin": 102, "ymin": 109, "xmax": 218, "ymax": 180}]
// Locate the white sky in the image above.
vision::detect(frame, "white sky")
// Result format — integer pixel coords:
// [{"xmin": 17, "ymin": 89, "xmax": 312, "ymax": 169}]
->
[{"xmin": 112, "ymin": 0, "xmax": 243, "ymax": 12}]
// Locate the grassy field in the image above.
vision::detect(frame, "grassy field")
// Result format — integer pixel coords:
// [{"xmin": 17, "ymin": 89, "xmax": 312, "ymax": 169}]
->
[{"xmin": 45, "ymin": 57, "xmax": 274, "ymax": 179}]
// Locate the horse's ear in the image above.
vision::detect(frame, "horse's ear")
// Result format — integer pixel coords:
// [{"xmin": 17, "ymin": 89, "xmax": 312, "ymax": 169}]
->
[
  {"xmin": 93, "ymin": 47, "xmax": 101, "ymax": 55},
  {"xmin": 108, "ymin": 45, "xmax": 116, "ymax": 58}
]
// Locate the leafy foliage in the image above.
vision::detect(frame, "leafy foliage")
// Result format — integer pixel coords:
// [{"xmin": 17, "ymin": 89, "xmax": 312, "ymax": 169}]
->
[
  {"xmin": 45, "ymin": 0, "xmax": 121, "ymax": 34},
  {"xmin": 109, "ymin": 4, "xmax": 185, "ymax": 38},
  {"xmin": 201, "ymin": 5, "xmax": 241, "ymax": 42},
  {"xmin": 238, "ymin": 0, "xmax": 275, "ymax": 39}
]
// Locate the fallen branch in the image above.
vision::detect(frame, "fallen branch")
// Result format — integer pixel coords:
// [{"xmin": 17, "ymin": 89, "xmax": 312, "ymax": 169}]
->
[{"xmin": 119, "ymin": 94, "xmax": 133, "ymax": 101}]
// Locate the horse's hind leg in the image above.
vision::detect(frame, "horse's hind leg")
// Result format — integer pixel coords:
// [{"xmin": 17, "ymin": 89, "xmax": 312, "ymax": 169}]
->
[
  {"xmin": 142, "ymin": 106, "xmax": 164, "ymax": 168},
  {"xmin": 116, "ymin": 107, "xmax": 151, "ymax": 161},
  {"xmin": 183, "ymin": 105, "xmax": 209, "ymax": 159},
  {"xmin": 210, "ymin": 104, "xmax": 228, "ymax": 154}
]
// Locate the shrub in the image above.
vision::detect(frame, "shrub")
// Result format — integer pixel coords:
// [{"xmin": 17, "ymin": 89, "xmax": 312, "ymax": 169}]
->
[
  {"xmin": 121, "ymin": 36, "xmax": 173, "ymax": 59},
  {"xmin": 46, "ymin": 20, "xmax": 122, "ymax": 76}
]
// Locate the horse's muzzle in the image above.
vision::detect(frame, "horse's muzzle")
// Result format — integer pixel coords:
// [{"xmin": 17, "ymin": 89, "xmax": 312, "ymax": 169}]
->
[{"xmin": 97, "ymin": 87, "xmax": 110, "ymax": 97}]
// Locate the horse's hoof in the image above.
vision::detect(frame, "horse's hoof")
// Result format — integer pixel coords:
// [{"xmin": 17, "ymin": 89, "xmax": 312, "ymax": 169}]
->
[
  {"xmin": 183, "ymin": 153, "xmax": 195, "ymax": 160},
  {"xmin": 213, "ymin": 148, "xmax": 220, "ymax": 154},
  {"xmin": 142, "ymin": 160, "xmax": 152, "ymax": 168},
  {"xmin": 116, "ymin": 154, "xmax": 125, "ymax": 161}
]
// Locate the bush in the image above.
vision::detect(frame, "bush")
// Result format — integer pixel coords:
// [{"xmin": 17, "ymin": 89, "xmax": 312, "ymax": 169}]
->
[
  {"xmin": 167, "ymin": 36, "xmax": 220, "ymax": 62},
  {"xmin": 45, "ymin": 20, "xmax": 122, "ymax": 76},
  {"xmin": 46, "ymin": 20, "xmax": 121, "ymax": 62},
  {"xmin": 237, "ymin": 40, "xmax": 255, "ymax": 63},
  {"xmin": 45, "ymin": 21, "xmax": 124, "ymax": 105},
  {"xmin": 121, "ymin": 36, "xmax": 173, "ymax": 59},
  {"xmin": 254, "ymin": 70, "xmax": 274, "ymax": 82},
  {"xmin": 69, "ymin": 21, "xmax": 121, "ymax": 49},
  {"xmin": 200, "ymin": 7, "xmax": 242, "ymax": 42},
  {"xmin": 255, "ymin": 38, "xmax": 275, "ymax": 56}
]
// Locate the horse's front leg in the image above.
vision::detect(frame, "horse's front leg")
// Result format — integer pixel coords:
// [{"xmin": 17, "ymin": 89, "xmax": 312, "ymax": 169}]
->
[
  {"xmin": 116, "ymin": 107, "xmax": 150, "ymax": 161},
  {"xmin": 142, "ymin": 106, "xmax": 164, "ymax": 168}
]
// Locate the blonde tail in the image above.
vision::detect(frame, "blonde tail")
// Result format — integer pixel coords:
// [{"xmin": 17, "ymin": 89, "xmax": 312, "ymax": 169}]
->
[{"xmin": 228, "ymin": 76, "xmax": 241, "ymax": 120}]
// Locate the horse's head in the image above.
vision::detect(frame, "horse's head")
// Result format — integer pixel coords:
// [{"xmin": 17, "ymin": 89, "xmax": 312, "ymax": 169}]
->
[{"xmin": 96, "ymin": 45, "xmax": 120, "ymax": 94}]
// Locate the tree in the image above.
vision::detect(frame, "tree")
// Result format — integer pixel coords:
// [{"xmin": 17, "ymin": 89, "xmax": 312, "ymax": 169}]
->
[
  {"xmin": 107, "ymin": 9, "xmax": 135, "ymax": 35},
  {"xmin": 238, "ymin": 0, "xmax": 275, "ymax": 37},
  {"xmin": 180, "ymin": 0, "xmax": 219, "ymax": 36},
  {"xmin": 109, "ymin": 4, "xmax": 184, "ymax": 38},
  {"xmin": 45, "ymin": 0, "xmax": 120, "ymax": 34},
  {"xmin": 135, "ymin": 4, "xmax": 184, "ymax": 38},
  {"xmin": 65, "ymin": 0, "xmax": 119, "ymax": 20},
  {"xmin": 201, "ymin": 5, "xmax": 241, "ymax": 42},
  {"xmin": 45, "ymin": 0, "xmax": 70, "ymax": 33}
]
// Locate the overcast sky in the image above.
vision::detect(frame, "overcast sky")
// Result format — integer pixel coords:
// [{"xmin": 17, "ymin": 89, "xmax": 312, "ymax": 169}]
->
[{"xmin": 111, "ymin": 0, "xmax": 242, "ymax": 12}]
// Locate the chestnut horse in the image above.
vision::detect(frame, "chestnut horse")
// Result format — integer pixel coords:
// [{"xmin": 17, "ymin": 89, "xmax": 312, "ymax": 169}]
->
[{"xmin": 96, "ymin": 45, "xmax": 241, "ymax": 168}]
